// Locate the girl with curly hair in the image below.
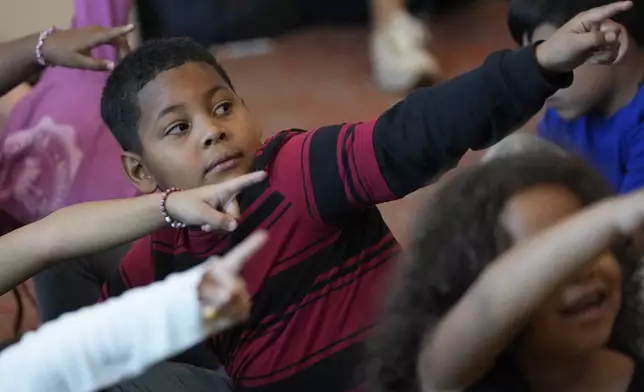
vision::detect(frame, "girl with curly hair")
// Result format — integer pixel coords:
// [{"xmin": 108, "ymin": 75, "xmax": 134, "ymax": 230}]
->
[{"xmin": 368, "ymin": 153, "xmax": 644, "ymax": 392}]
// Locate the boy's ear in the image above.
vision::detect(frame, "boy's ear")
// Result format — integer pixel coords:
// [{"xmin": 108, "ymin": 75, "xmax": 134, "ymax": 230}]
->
[{"xmin": 121, "ymin": 152, "xmax": 157, "ymax": 194}]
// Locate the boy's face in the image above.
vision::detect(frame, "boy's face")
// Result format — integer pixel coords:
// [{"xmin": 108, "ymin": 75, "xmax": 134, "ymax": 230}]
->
[
  {"xmin": 126, "ymin": 62, "xmax": 262, "ymax": 192},
  {"xmin": 528, "ymin": 24, "xmax": 615, "ymax": 120}
]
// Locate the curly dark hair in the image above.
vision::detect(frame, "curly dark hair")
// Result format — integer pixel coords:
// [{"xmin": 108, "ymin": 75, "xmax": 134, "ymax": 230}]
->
[{"xmin": 366, "ymin": 153, "xmax": 643, "ymax": 392}]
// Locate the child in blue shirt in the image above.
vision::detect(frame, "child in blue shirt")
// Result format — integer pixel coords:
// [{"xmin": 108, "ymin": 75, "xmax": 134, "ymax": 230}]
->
[{"xmin": 508, "ymin": 0, "xmax": 644, "ymax": 193}]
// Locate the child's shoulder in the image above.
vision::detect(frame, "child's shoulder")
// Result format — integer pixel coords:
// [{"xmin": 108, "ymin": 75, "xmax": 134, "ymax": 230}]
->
[
  {"xmin": 254, "ymin": 128, "xmax": 307, "ymax": 170},
  {"xmin": 259, "ymin": 129, "xmax": 307, "ymax": 151}
]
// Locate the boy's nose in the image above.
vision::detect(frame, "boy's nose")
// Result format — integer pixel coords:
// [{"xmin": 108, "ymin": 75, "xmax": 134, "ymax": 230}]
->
[{"xmin": 202, "ymin": 128, "xmax": 226, "ymax": 147}]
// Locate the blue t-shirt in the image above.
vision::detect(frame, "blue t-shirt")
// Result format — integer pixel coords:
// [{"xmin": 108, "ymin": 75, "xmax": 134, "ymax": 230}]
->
[{"xmin": 538, "ymin": 85, "xmax": 644, "ymax": 194}]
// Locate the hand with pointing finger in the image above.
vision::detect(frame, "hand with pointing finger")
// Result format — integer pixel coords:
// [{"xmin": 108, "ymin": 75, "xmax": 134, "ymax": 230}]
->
[
  {"xmin": 198, "ymin": 231, "xmax": 268, "ymax": 330},
  {"xmin": 164, "ymin": 171, "xmax": 267, "ymax": 233},
  {"xmin": 536, "ymin": 1, "xmax": 632, "ymax": 73},
  {"xmin": 41, "ymin": 24, "xmax": 135, "ymax": 71}
]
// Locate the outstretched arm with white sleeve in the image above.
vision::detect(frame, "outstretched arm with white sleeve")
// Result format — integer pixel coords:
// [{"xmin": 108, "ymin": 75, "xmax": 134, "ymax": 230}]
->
[{"xmin": 0, "ymin": 232, "xmax": 265, "ymax": 392}]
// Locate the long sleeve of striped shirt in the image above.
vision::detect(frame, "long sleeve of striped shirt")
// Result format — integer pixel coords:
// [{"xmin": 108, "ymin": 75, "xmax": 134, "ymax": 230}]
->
[
  {"xmin": 0, "ymin": 263, "xmax": 225, "ymax": 392},
  {"xmin": 268, "ymin": 44, "xmax": 572, "ymax": 222}
]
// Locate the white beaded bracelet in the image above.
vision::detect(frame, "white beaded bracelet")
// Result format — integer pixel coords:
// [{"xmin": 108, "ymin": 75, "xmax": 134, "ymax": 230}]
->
[
  {"xmin": 160, "ymin": 187, "xmax": 187, "ymax": 229},
  {"xmin": 36, "ymin": 26, "xmax": 56, "ymax": 67}
]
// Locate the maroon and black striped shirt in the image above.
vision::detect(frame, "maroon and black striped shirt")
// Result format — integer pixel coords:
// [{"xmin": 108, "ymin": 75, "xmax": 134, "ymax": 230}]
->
[{"xmin": 99, "ymin": 46, "xmax": 570, "ymax": 391}]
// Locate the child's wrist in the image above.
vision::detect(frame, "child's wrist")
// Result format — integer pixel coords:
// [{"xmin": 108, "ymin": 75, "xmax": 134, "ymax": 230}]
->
[
  {"xmin": 606, "ymin": 193, "xmax": 644, "ymax": 236},
  {"xmin": 19, "ymin": 33, "xmax": 44, "ymax": 69},
  {"xmin": 35, "ymin": 27, "xmax": 56, "ymax": 67},
  {"xmin": 534, "ymin": 40, "xmax": 569, "ymax": 74},
  {"xmin": 137, "ymin": 193, "xmax": 170, "ymax": 229},
  {"xmin": 533, "ymin": 41, "xmax": 574, "ymax": 87},
  {"xmin": 139, "ymin": 190, "xmax": 188, "ymax": 230},
  {"xmin": 160, "ymin": 188, "xmax": 187, "ymax": 229}
]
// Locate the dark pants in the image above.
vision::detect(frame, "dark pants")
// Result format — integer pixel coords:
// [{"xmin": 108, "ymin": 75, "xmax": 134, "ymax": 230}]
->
[
  {"xmin": 33, "ymin": 244, "xmax": 131, "ymax": 323},
  {"xmin": 105, "ymin": 362, "xmax": 233, "ymax": 392}
]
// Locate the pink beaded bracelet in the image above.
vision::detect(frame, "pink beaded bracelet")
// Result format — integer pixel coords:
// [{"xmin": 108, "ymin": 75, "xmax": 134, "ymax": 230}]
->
[
  {"xmin": 36, "ymin": 26, "xmax": 56, "ymax": 67},
  {"xmin": 160, "ymin": 187, "xmax": 187, "ymax": 229}
]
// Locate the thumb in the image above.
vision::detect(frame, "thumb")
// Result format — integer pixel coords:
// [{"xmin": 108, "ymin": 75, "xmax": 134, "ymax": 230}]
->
[
  {"xmin": 573, "ymin": 29, "xmax": 614, "ymax": 52},
  {"xmin": 198, "ymin": 203, "xmax": 238, "ymax": 233},
  {"xmin": 223, "ymin": 198, "xmax": 240, "ymax": 220},
  {"xmin": 73, "ymin": 54, "xmax": 114, "ymax": 71},
  {"xmin": 114, "ymin": 36, "xmax": 131, "ymax": 62}
]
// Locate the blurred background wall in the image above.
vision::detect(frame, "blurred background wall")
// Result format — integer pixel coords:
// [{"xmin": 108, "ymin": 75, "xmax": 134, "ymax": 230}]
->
[{"xmin": 0, "ymin": 0, "xmax": 73, "ymax": 40}]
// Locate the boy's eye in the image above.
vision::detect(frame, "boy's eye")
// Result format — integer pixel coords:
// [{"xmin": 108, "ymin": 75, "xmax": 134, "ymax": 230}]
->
[
  {"xmin": 213, "ymin": 101, "xmax": 232, "ymax": 117},
  {"xmin": 165, "ymin": 122, "xmax": 189, "ymax": 136}
]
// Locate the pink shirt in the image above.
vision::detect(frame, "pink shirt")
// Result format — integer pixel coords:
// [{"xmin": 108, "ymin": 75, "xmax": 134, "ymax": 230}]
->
[{"xmin": 0, "ymin": 0, "xmax": 138, "ymax": 226}]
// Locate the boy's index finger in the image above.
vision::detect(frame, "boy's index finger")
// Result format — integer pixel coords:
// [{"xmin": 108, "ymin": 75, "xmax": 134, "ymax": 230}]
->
[
  {"xmin": 91, "ymin": 24, "xmax": 135, "ymax": 46},
  {"xmin": 211, "ymin": 171, "xmax": 267, "ymax": 203},
  {"xmin": 579, "ymin": 1, "xmax": 632, "ymax": 24},
  {"xmin": 220, "ymin": 231, "xmax": 268, "ymax": 275}
]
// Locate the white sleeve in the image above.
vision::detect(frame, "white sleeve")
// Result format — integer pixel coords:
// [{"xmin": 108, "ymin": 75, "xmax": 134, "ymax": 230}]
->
[{"xmin": 0, "ymin": 263, "xmax": 216, "ymax": 392}]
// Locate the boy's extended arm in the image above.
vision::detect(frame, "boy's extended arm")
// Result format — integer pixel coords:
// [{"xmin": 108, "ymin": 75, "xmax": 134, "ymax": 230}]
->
[{"xmin": 271, "ymin": 45, "xmax": 571, "ymax": 222}]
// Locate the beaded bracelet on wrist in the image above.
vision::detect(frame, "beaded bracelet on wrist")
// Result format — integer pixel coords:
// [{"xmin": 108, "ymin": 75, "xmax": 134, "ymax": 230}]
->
[
  {"xmin": 36, "ymin": 26, "xmax": 56, "ymax": 67},
  {"xmin": 160, "ymin": 187, "xmax": 187, "ymax": 229}
]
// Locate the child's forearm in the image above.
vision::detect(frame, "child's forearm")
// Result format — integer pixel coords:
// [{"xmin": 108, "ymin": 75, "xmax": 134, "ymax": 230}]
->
[
  {"xmin": 419, "ymin": 199, "xmax": 623, "ymax": 391},
  {"xmin": 0, "ymin": 33, "xmax": 41, "ymax": 97},
  {"xmin": 0, "ymin": 231, "xmax": 259, "ymax": 392},
  {"xmin": 0, "ymin": 194, "xmax": 165, "ymax": 295},
  {"xmin": 0, "ymin": 263, "xmax": 215, "ymax": 392},
  {"xmin": 371, "ymin": 45, "xmax": 570, "ymax": 198}
]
